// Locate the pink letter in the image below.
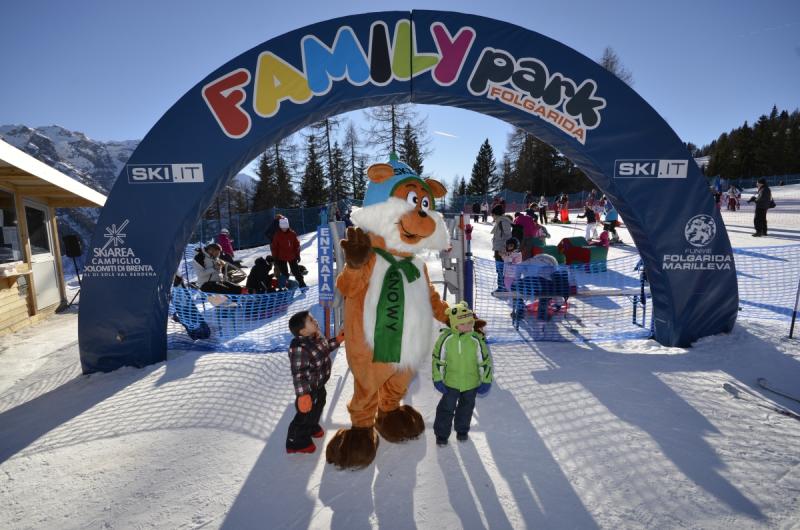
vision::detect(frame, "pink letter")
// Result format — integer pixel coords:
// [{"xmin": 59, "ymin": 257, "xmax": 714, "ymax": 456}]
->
[
  {"xmin": 431, "ymin": 23, "xmax": 475, "ymax": 86},
  {"xmin": 202, "ymin": 68, "xmax": 252, "ymax": 139}
]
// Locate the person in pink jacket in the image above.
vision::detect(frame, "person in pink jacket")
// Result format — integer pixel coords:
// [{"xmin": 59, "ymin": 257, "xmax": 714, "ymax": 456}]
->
[
  {"xmin": 217, "ymin": 228, "xmax": 235, "ymax": 256},
  {"xmin": 513, "ymin": 210, "xmax": 540, "ymax": 258}
]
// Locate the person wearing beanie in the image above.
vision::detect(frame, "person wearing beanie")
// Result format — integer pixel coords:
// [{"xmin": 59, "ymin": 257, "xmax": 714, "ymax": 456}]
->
[
  {"xmin": 747, "ymin": 177, "xmax": 773, "ymax": 237},
  {"xmin": 271, "ymin": 217, "xmax": 307, "ymax": 289},
  {"xmin": 431, "ymin": 302, "xmax": 493, "ymax": 446},
  {"xmin": 217, "ymin": 228, "xmax": 235, "ymax": 259}
]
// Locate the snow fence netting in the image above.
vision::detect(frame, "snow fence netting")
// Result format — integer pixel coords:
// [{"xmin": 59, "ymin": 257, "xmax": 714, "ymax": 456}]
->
[
  {"xmin": 167, "ymin": 286, "xmax": 320, "ymax": 353},
  {"xmin": 165, "ymin": 244, "xmax": 800, "ymax": 352},
  {"xmin": 733, "ymin": 245, "xmax": 800, "ymax": 321},
  {"xmin": 473, "ymin": 253, "xmax": 652, "ymax": 343}
]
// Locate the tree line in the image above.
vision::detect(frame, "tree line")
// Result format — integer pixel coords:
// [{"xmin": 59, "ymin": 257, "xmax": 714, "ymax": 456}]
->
[
  {"xmin": 694, "ymin": 105, "xmax": 800, "ymax": 179},
  {"xmin": 249, "ymin": 104, "xmax": 428, "ymax": 211}
]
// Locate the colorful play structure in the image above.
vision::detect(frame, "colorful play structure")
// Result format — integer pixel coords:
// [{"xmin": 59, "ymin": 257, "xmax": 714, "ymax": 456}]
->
[{"xmin": 78, "ymin": 11, "xmax": 738, "ymax": 373}]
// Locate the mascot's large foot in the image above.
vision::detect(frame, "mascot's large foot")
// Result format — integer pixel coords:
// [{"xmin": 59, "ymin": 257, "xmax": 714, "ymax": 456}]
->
[
  {"xmin": 326, "ymin": 426, "xmax": 379, "ymax": 469},
  {"xmin": 375, "ymin": 405, "xmax": 425, "ymax": 443}
]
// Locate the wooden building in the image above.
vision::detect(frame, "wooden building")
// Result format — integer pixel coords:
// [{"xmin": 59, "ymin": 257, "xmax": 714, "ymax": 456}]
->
[{"xmin": 0, "ymin": 139, "xmax": 106, "ymax": 334}]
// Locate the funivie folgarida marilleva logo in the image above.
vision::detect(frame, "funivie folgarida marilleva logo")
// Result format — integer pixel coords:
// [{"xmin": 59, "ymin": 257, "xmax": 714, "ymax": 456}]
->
[
  {"xmin": 84, "ymin": 219, "xmax": 157, "ymax": 278},
  {"xmin": 684, "ymin": 214, "xmax": 716, "ymax": 247},
  {"xmin": 662, "ymin": 214, "xmax": 731, "ymax": 271}
]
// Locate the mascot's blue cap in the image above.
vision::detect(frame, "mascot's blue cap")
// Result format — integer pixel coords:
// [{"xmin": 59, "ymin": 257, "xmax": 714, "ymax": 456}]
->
[{"xmin": 361, "ymin": 153, "xmax": 434, "ymax": 209}]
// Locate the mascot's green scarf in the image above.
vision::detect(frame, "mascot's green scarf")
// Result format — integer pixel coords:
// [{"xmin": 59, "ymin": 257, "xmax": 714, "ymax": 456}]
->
[{"xmin": 372, "ymin": 247, "xmax": 420, "ymax": 363}]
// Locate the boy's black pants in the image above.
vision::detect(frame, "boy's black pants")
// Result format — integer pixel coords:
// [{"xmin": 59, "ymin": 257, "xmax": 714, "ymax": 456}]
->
[
  {"xmin": 434, "ymin": 386, "xmax": 478, "ymax": 439},
  {"xmin": 276, "ymin": 259, "xmax": 307, "ymax": 288},
  {"xmin": 286, "ymin": 386, "xmax": 326, "ymax": 450}
]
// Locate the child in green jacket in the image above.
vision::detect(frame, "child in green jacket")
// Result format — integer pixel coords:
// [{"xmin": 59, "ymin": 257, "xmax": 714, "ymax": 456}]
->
[{"xmin": 432, "ymin": 302, "xmax": 493, "ymax": 445}]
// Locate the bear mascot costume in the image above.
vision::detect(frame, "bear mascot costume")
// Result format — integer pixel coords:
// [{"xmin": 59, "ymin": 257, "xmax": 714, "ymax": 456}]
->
[{"xmin": 326, "ymin": 154, "xmax": 453, "ymax": 469}]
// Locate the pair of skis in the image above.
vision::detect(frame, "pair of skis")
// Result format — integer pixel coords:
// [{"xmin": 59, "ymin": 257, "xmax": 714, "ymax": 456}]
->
[{"xmin": 722, "ymin": 379, "xmax": 800, "ymax": 421}]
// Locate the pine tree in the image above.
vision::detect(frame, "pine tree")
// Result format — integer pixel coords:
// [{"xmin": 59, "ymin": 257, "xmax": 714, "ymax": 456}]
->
[
  {"xmin": 449, "ymin": 176, "xmax": 467, "ymax": 210},
  {"xmin": 343, "ymin": 121, "xmax": 362, "ymax": 198},
  {"xmin": 457, "ymin": 176, "xmax": 467, "ymax": 196},
  {"xmin": 398, "ymin": 122, "xmax": 425, "ymax": 175},
  {"xmin": 500, "ymin": 157, "xmax": 513, "ymax": 190},
  {"xmin": 311, "ymin": 117, "xmax": 341, "ymax": 187},
  {"xmin": 328, "ymin": 142, "xmax": 349, "ymax": 203},
  {"xmin": 466, "ymin": 139, "xmax": 498, "ymax": 196},
  {"xmin": 353, "ymin": 156, "xmax": 368, "ymax": 201},
  {"xmin": 274, "ymin": 148, "xmax": 297, "ymax": 208},
  {"xmin": 300, "ymin": 134, "xmax": 327, "ymax": 207},
  {"xmin": 252, "ymin": 151, "xmax": 277, "ymax": 210}
]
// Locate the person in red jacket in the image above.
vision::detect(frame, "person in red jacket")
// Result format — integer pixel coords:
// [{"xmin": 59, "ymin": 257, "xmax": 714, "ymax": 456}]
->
[{"xmin": 271, "ymin": 217, "xmax": 307, "ymax": 289}]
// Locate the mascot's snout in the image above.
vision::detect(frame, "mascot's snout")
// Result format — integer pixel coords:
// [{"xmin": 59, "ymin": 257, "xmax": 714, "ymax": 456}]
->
[{"xmin": 350, "ymin": 154, "xmax": 449, "ymax": 254}]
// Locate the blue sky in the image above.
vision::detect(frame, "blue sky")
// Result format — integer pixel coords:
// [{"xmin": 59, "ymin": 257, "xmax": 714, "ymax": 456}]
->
[{"xmin": 2, "ymin": 0, "xmax": 798, "ymax": 190}]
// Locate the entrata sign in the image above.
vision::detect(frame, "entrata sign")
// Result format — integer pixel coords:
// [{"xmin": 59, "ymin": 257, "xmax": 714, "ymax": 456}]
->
[
  {"xmin": 202, "ymin": 18, "xmax": 605, "ymax": 145},
  {"xmin": 317, "ymin": 225, "xmax": 334, "ymax": 303}
]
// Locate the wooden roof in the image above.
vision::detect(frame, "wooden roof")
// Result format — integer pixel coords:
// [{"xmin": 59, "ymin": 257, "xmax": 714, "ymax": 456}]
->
[{"xmin": 0, "ymin": 139, "xmax": 107, "ymax": 207}]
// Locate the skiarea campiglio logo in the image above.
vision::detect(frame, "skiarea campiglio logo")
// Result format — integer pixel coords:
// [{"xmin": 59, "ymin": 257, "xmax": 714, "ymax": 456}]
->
[
  {"xmin": 684, "ymin": 214, "xmax": 716, "ymax": 247},
  {"xmin": 102, "ymin": 219, "xmax": 128, "ymax": 250},
  {"xmin": 85, "ymin": 219, "xmax": 156, "ymax": 278}
]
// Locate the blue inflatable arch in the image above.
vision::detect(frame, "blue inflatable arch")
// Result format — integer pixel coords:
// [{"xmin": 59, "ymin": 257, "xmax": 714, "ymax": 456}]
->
[{"xmin": 79, "ymin": 10, "xmax": 737, "ymax": 373}]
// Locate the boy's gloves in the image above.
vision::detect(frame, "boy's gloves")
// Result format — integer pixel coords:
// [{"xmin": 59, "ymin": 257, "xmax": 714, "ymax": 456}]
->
[
  {"xmin": 434, "ymin": 381, "xmax": 447, "ymax": 394},
  {"xmin": 477, "ymin": 383, "xmax": 491, "ymax": 396},
  {"xmin": 336, "ymin": 329, "xmax": 345, "ymax": 344},
  {"xmin": 297, "ymin": 394, "xmax": 312, "ymax": 413}
]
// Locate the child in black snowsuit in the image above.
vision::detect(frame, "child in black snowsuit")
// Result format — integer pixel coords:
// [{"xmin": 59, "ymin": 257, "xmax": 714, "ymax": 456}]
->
[
  {"xmin": 286, "ymin": 311, "xmax": 344, "ymax": 454},
  {"xmin": 246, "ymin": 256, "xmax": 277, "ymax": 294}
]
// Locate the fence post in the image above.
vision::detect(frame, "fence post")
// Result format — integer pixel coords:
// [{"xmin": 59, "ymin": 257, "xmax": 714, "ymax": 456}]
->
[
  {"xmin": 462, "ymin": 213, "xmax": 474, "ymax": 310},
  {"xmin": 790, "ymin": 275, "xmax": 800, "ymax": 339}
]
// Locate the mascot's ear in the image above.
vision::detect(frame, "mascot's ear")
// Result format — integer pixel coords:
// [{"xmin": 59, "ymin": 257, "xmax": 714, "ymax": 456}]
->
[
  {"xmin": 425, "ymin": 178, "xmax": 447, "ymax": 198},
  {"xmin": 367, "ymin": 163, "xmax": 395, "ymax": 183}
]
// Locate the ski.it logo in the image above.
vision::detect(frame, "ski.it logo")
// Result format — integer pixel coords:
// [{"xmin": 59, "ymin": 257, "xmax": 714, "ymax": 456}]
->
[
  {"xmin": 127, "ymin": 164, "xmax": 204, "ymax": 184},
  {"xmin": 614, "ymin": 159, "xmax": 688, "ymax": 179}
]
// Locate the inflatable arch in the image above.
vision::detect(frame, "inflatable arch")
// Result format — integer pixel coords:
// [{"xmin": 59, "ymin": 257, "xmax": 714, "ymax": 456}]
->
[{"xmin": 79, "ymin": 10, "xmax": 737, "ymax": 373}]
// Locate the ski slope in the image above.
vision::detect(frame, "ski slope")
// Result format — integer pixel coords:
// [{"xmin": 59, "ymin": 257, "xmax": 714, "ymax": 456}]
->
[{"xmin": 1, "ymin": 221, "xmax": 800, "ymax": 529}]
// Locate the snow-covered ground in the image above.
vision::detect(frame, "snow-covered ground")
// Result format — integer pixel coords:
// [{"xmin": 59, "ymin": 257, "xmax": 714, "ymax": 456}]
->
[{"xmin": 2, "ymin": 215, "xmax": 800, "ymax": 529}]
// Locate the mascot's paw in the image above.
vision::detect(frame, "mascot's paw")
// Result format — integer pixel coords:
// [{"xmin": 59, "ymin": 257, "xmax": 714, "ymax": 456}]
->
[
  {"xmin": 341, "ymin": 227, "xmax": 372, "ymax": 269},
  {"xmin": 375, "ymin": 405, "xmax": 425, "ymax": 443},
  {"xmin": 325, "ymin": 426, "xmax": 379, "ymax": 469}
]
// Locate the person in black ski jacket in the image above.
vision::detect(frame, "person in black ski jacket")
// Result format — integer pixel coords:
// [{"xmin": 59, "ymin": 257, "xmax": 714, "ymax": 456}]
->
[
  {"xmin": 246, "ymin": 256, "xmax": 277, "ymax": 293},
  {"xmin": 747, "ymin": 178, "xmax": 772, "ymax": 237}
]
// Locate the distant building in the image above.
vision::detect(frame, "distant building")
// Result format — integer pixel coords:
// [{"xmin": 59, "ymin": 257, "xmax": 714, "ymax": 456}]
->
[{"xmin": 694, "ymin": 156, "xmax": 710, "ymax": 173}]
